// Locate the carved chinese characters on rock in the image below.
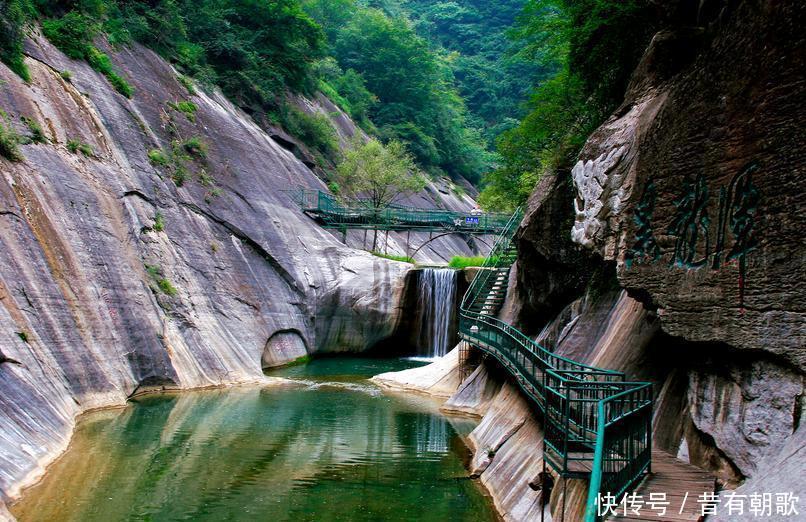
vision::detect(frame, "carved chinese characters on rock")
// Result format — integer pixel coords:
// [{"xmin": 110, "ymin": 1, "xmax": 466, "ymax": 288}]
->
[{"xmin": 625, "ymin": 162, "xmax": 760, "ymax": 308}]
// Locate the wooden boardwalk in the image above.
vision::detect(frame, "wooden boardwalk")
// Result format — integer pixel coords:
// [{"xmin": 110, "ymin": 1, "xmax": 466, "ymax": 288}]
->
[{"xmin": 607, "ymin": 450, "xmax": 716, "ymax": 521}]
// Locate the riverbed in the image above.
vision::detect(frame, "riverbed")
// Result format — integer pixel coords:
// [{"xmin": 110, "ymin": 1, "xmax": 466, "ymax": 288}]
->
[{"xmin": 11, "ymin": 358, "xmax": 496, "ymax": 521}]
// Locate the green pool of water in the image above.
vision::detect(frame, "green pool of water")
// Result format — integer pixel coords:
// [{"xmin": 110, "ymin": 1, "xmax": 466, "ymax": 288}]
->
[{"xmin": 12, "ymin": 358, "xmax": 497, "ymax": 522}]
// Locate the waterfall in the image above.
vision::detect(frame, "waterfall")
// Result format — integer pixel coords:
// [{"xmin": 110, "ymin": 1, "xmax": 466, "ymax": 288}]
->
[{"xmin": 415, "ymin": 268, "xmax": 458, "ymax": 359}]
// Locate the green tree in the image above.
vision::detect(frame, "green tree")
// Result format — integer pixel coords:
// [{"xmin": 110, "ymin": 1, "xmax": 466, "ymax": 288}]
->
[
  {"xmin": 306, "ymin": 0, "xmax": 491, "ymax": 182},
  {"xmin": 335, "ymin": 138, "xmax": 426, "ymax": 249},
  {"xmin": 479, "ymin": 0, "xmax": 661, "ymax": 210},
  {"xmin": 0, "ymin": 0, "xmax": 36, "ymax": 81}
]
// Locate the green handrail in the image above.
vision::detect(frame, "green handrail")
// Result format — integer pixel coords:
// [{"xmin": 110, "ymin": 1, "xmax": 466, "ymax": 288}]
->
[
  {"xmin": 286, "ymin": 187, "xmax": 513, "ymax": 234},
  {"xmin": 458, "ymin": 208, "xmax": 653, "ymax": 522}
]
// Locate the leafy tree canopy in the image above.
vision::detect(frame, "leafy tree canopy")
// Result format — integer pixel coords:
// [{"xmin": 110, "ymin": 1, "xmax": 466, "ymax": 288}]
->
[
  {"xmin": 335, "ymin": 138, "xmax": 426, "ymax": 209},
  {"xmin": 479, "ymin": 0, "xmax": 662, "ymax": 210}
]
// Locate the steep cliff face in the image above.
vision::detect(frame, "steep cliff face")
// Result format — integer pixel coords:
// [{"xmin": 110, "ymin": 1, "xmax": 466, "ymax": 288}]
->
[
  {"xmin": 0, "ymin": 32, "xmax": 481, "ymax": 508},
  {"xmin": 378, "ymin": 2, "xmax": 804, "ymax": 521},
  {"xmin": 569, "ymin": 0, "xmax": 805, "ymax": 366},
  {"xmin": 523, "ymin": 0, "xmax": 804, "ymax": 504}
]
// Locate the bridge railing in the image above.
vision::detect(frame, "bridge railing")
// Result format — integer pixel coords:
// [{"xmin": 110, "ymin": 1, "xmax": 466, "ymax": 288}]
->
[{"xmin": 286, "ymin": 187, "xmax": 513, "ymax": 232}]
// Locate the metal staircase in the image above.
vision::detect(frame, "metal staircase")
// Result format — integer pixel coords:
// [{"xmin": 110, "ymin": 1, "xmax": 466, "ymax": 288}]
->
[{"xmin": 458, "ymin": 209, "xmax": 654, "ymax": 522}]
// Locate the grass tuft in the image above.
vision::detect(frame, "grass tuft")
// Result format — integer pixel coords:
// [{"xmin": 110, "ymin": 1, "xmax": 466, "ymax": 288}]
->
[
  {"xmin": 182, "ymin": 136, "xmax": 207, "ymax": 159},
  {"xmin": 67, "ymin": 139, "xmax": 93, "ymax": 157},
  {"xmin": 0, "ymin": 112, "xmax": 24, "ymax": 162},
  {"xmin": 21, "ymin": 116, "xmax": 48, "ymax": 144},
  {"xmin": 371, "ymin": 251, "xmax": 414, "ymax": 264},
  {"xmin": 148, "ymin": 148, "xmax": 168, "ymax": 166},
  {"xmin": 153, "ymin": 212, "xmax": 165, "ymax": 232},
  {"xmin": 448, "ymin": 256, "xmax": 488, "ymax": 269},
  {"xmin": 168, "ymin": 100, "xmax": 198, "ymax": 122},
  {"xmin": 177, "ymin": 75, "xmax": 196, "ymax": 95},
  {"xmin": 145, "ymin": 264, "xmax": 178, "ymax": 296}
]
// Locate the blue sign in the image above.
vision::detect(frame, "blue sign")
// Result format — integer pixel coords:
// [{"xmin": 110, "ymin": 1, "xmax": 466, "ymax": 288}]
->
[{"xmin": 465, "ymin": 216, "xmax": 480, "ymax": 225}]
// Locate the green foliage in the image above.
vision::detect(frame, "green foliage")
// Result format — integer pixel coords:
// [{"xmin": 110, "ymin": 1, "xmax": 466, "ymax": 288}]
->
[
  {"xmin": 0, "ymin": 0, "xmax": 34, "ymax": 81},
  {"xmin": 153, "ymin": 212, "xmax": 165, "ymax": 232},
  {"xmin": 176, "ymin": 74, "xmax": 195, "ymax": 94},
  {"xmin": 157, "ymin": 278, "xmax": 177, "ymax": 296},
  {"xmin": 480, "ymin": 0, "xmax": 661, "ymax": 209},
  {"xmin": 335, "ymin": 138, "xmax": 425, "ymax": 209},
  {"xmin": 41, "ymin": 11, "xmax": 97, "ymax": 60},
  {"xmin": 0, "ymin": 112, "xmax": 24, "ymax": 161},
  {"xmin": 371, "ymin": 251, "xmax": 414, "ymax": 264},
  {"xmin": 168, "ymin": 100, "xmax": 198, "ymax": 121},
  {"xmin": 327, "ymin": 181, "xmax": 340, "ymax": 194},
  {"xmin": 448, "ymin": 256, "xmax": 486, "ymax": 269},
  {"xmin": 198, "ymin": 169, "xmax": 213, "ymax": 186},
  {"xmin": 151, "ymin": 136, "xmax": 207, "ymax": 186},
  {"xmin": 60, "ymin": 70, "xmax": 72, "ymax": 82},
  {"xmin": 182, "ymin": 136, "xmax": 207, "ymax": 159},
  {"xmin": 86, "ymin": 47, "xmax": 133, "ymax": 97},
  {"xmin": 148, "ymin": 148, "xmax": 168, "ymax": 166},
  {"xmin": 398, "ymin": 0, "xmax": 541, "ymax": 146},
  {"xmin": 42, "ymin": 10, "xmax": 133, "ymax": 97},
  {"xmin": 67, "ymin": 139, "xmax": 93, "ymax": 157},
  {"xmin": 107, "ymin": 0, "xmax": 325, "ymax": 110},
  {"xmin": 21, "ymin": 116, "xmax": 47, "ymax": 143},
  {"xmin": 280, "ymin": 105, "xmax": 339, "ymax": 161},
  {"xmin": 314, "ymin": 58, "xmax": 377, "ymax": 127},
  {"xmin": 17, "ymin": 331, "xmax": 29, "ymax": 343},
  {"xmin": 305, "ymin": 0, "xmax": 490, "ymax": 183},
  {"xmin": 144, "ymin": 263, "xmax": 177, "ymax": 296},
  {"xmin": 172, "ymin": 164, "xmax": 189, "ymax": 186}
]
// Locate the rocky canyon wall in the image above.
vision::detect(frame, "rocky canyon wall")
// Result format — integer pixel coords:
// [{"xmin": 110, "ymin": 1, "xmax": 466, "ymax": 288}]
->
[
  {"xmin": 0, "ymin": 32, "xmax": 482, "ymax": 510},
  {"xmin": 523, "ymin": 0, "xmax": 804, "ymax": 510},
  {"xmin": 377, "ymin": 1, "xmax": 804, "ymax": 520}
]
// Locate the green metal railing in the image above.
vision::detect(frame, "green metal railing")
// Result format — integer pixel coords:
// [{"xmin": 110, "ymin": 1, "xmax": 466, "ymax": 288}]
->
[
  {"xmin": 286, "ymin": 188, "xmax": 513, "ymax": 234},
  {"xmin": 458, "ymin": 208, "xmax": 653, "ymax": 522}
]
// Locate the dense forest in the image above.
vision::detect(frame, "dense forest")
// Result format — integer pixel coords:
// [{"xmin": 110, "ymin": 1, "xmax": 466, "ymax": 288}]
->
[{"xmin": 1, "ymin": 0, "xmax": 661, "ymax": 210}]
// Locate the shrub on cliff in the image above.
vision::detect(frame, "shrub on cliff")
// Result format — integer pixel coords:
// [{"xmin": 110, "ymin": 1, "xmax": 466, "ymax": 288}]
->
[
  {"xmin": 279, "ymin": 106, "xmax": 339, "ymax": 162},
  {"xmin": 0, "ymin": 0, "xmax": 34, "ymax": 81},
  {"xmin": 0, "ymin": 112, "xmax": 24, "ymax": 162},
  {"xmin": 41, "ymin": 10, "xmax": 134, "ymax": 97}
]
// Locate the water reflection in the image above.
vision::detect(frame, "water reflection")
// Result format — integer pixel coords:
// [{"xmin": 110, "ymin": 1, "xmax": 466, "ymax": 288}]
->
[{"xmin": 12, "ymin": 359, "xmax": 496, "ymax": 522}]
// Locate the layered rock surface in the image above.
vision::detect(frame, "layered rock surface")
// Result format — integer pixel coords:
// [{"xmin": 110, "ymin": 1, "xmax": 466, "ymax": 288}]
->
[
  {"xmin": 568, "ymin": 0, "xmax": 805, "ymax": 367},
  {"xmin": 377, "ymin": 3, "xmax": 805, "ymax": 521},
  {"xmin": 0, "ymin": 33, "xmax": 481, "ymax": 509}
]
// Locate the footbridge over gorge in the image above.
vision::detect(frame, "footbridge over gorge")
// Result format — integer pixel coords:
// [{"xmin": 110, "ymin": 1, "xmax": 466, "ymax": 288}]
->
[
  {"xmin": 287, "ymin": 188, "xmax": 512, "ymax": 234},
  {"xmin": 294, "ymin": 194, "xmax": 710, "ymax": 521}
]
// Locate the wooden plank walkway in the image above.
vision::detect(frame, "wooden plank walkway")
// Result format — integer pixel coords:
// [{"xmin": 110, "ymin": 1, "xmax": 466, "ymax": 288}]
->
[{"xmin": 607, "ymin": 449, "xmax": 716, "ymax": 521}]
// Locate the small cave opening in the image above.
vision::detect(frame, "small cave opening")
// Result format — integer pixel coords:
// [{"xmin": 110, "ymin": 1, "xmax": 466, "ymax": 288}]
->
[{"xmin": 262, "ymin": 329, "xmax": 310, "ymax": 370}]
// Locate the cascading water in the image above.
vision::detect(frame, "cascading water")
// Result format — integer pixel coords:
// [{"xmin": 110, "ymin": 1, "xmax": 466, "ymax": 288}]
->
[{"xmin": 414, "ymin": 268, "xmax": 459, "ymax": 359}]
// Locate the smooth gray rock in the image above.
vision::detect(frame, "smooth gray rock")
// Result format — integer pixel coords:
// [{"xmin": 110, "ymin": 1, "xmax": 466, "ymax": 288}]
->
[{"xmin": 0, "ymin": 33, "xmax": 482, "ymax": 506}]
